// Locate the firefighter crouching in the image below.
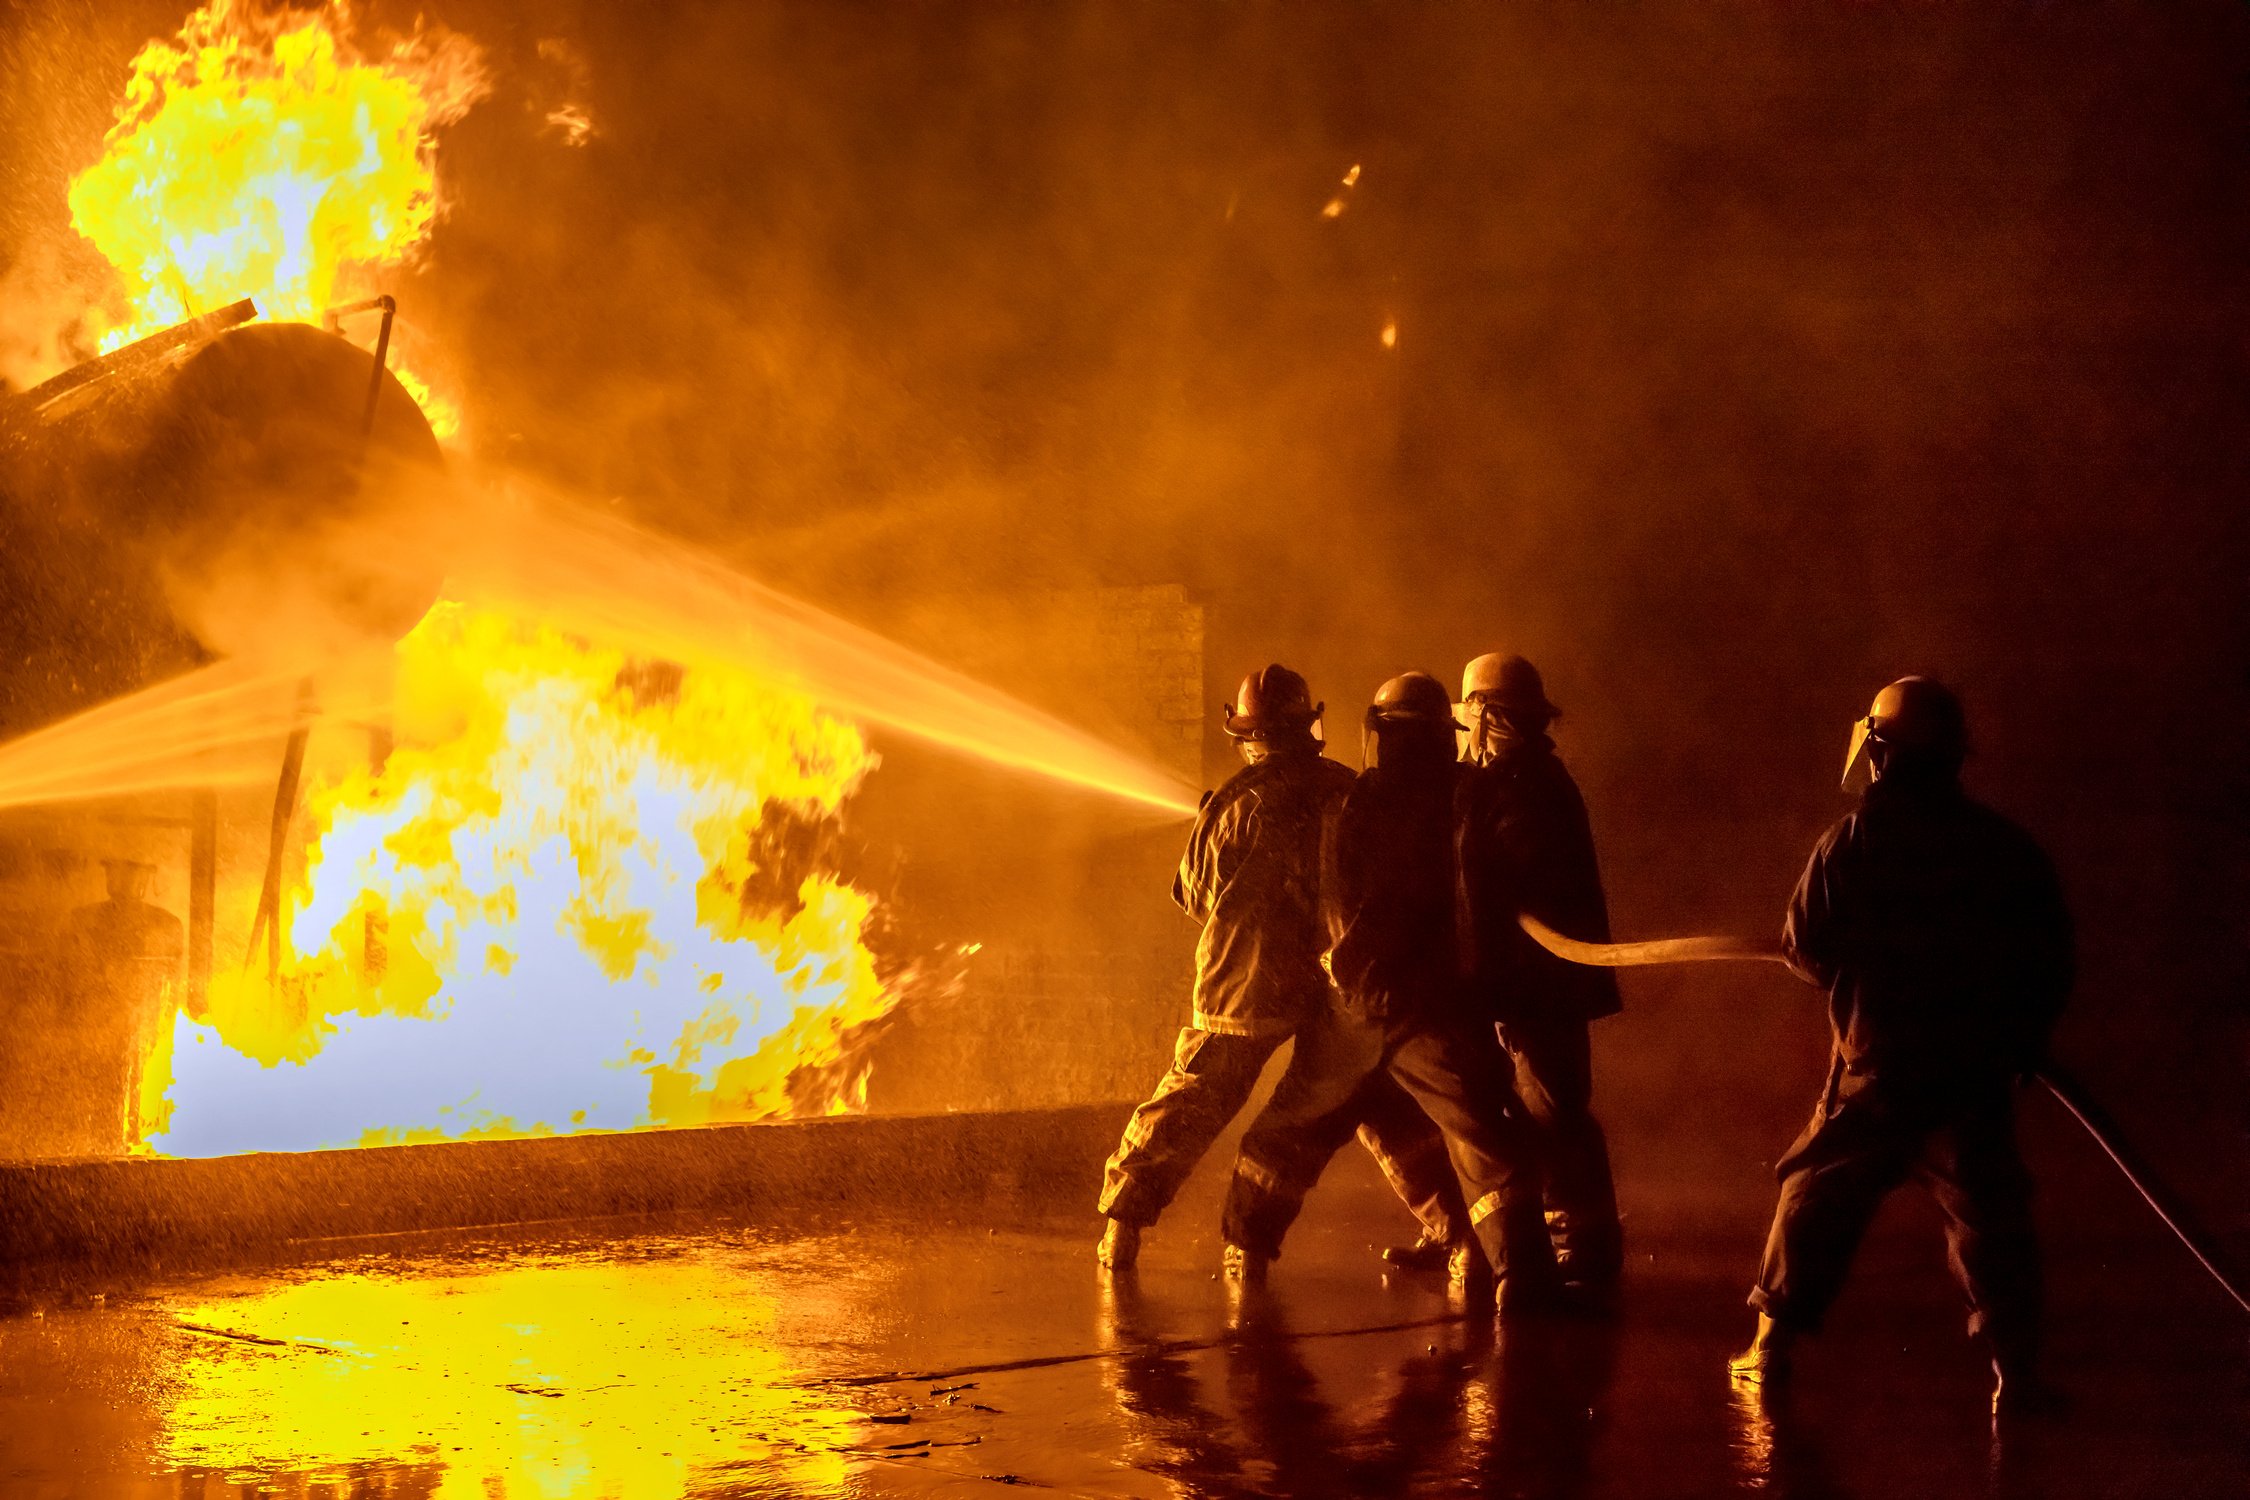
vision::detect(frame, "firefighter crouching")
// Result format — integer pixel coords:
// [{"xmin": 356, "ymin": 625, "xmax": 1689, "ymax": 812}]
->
[
  {"xmin": 1220, "ymin": 672, "xmax": 1557, "ymax": 1309},
  {"xmin": 1730, "ymin": 677, "xmax": 2074, "ymax": 1418},
  {"xmin": 1096, "ymin": 665, "xmax": 1456, "ymax": 1270}
]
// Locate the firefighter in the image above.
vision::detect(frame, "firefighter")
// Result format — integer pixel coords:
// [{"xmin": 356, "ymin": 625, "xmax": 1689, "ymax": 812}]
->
[
  {"xmin": 1097, "ymin": 665, "xmax": 1456, "ymax": 1269},
  {"xmin": 1729, "ymin": 677, "xmax": 2074, "ymax": 1417},
  {"xmin": 1221, "ymin": 673, "xmax": 1556, "ymax": 1308},
  {"xmin": 1452, "ymin": 652, "xmax": 1625, "ymax": 1299}
]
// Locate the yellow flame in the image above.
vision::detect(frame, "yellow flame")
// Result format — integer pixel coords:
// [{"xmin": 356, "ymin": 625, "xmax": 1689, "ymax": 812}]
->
[
  {"xmin": 66, "ymin": 0, "xmax": 485, "ymax": 366},
  {"xmin": 161, "ymin": 1257, "xmax": 860, "ymax": 1496},
  {"xmin": 147, "ymin": 602, "xmax": 898, "ymax": 1155},
  {"xmin": 387, "ymin": 357, "xmax": 463, "ymax": 441}
]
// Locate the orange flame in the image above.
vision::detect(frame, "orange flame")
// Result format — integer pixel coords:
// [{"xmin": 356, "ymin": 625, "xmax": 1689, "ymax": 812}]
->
[
  {"xmin": 144, "ymin": 604, "xmax": 900, "ymax": 1155},
  {"xmin": 66, "ymin": 1, "xmax": 482, "ymax": 430}
]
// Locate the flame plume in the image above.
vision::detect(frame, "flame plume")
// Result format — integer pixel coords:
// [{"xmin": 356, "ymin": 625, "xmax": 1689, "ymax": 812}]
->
[
  {"xmin": 148, "ymin": 605, "xmax": 899, "ymax": 1156},
  {"xmin": 66, "ymin": 0, "xmax": 483, "ymax": 425}
]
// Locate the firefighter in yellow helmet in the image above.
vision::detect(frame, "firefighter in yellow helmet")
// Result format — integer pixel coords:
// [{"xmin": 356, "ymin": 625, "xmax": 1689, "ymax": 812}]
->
[
  {"xmin": 1096, "ymin": 665, "xmax": 1457, "ymax": 1270},
  {"xmin": 1450, "ymin": 652, "xmax": 1625, "ymax": 1300},
  {"xmin": 1219, "ymin": 673, "xmax": 1557, "ymax": 1310},
  {"xmin": 1730, "ymin": 677, "xmax": 2074, "ymax": 1417}
]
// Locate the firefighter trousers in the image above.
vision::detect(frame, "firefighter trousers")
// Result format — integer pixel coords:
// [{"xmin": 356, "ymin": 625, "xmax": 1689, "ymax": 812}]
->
[
  {"xmin": 1099, "ymin": 1026, "xmax": 1463, "ymax": 1233},
  {"xmin": 1221, "ymin": 1008, "xmax": 1555, "ymax": 1287},
  {"xmin": 1750, "ymin": 1064, "xmax": 2040, "ymax": 1356},
  {"xmin": 1501, "ymin": 1014, "xmax": 1623, "ymax": 1282}
]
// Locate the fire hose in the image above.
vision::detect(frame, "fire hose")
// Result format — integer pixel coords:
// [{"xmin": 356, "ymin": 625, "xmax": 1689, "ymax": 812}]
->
[{"xmin": 1516, "ymin": 912, "xmax": 2250, "ymax": 1319}]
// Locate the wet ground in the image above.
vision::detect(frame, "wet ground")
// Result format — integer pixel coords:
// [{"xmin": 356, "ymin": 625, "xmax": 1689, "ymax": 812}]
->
[{"xmin": 0, "ymin": 1126, "xmax": 2241, "ymax": 1498}]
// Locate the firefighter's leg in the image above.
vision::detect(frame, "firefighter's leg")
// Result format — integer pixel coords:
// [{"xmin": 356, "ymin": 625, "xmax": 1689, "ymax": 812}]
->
[
  {"xmin": 1921, "ymin": 1091, "xmax": 2043, "ymax": 1371},
  {"xmin": 1384, "ymin": 1018, "xmax": 1556, "ymax": 1302},
  {"xmin": 1748, "ymin": 1081, "xmax": 1922, "ymax": 1334},
  {"xmin": 1222, "ymin": 1010, "xmax": 1387, "ymax": 1260},
  {"xmin": 1504, "ymin": 1016, "xmax": 1623, "ymax": 1285},
  {"xmin": 1354, "ymin": 1072, "xmax": 1466, "ymax": 1250},
  {"xmin": 1100, "ymin": 1028, "xmax": 1285, "ymax": 1228}
]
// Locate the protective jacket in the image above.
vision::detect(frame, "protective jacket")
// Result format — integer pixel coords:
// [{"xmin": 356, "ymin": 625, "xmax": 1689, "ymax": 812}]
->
[
  {"xmin": 1173, "ymin": 750, "xmax": 1357, "ymax": 1036},
  {"xmin": 1784, "ymin": 775, "xmax": 2073, "ymax": 1089},
  {"xmin": 1456, "ymin": 735, "xmax": 1621, "ymax": 1025},
  {"xmin": 1323, "ymin": 761, "xmax": 1463, "ymax": 1023}
]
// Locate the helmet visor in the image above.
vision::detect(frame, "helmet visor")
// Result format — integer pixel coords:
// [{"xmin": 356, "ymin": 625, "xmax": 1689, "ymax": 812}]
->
[{"xmin": 1841, "ymin": 715, "xmax": 1878, "ymax": 791}]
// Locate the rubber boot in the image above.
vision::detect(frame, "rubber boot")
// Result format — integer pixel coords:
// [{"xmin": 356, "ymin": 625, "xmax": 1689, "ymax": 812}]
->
[
  {"xmin": 1728, "ymin": 1313, "xmax": 1795, "ymax": 1385},
  {"xmin": 1487, "ymin": 1193, "xmax": 1562, "ymax": 1322},
  {"xmin": 1222, "ymin": 1242, "xmax": 1269, "ymax": 1285},
  {"xmin": 1096, "ymin": 1218, "xmax": 1142, "ymax": 1271},
  {"xmin": 1447, "ymin": 1239, "xmax": 1495, "ymax": 1311},
  {"xmin": 1380, "ymin": 1232, "xmax": 1452, "ymax": 1272}
]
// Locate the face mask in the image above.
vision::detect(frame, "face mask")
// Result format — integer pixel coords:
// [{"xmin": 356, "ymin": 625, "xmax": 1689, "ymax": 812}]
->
[{"xmin": 1460, "ymin": 698, "xmax": 1521, "ymax": 765}]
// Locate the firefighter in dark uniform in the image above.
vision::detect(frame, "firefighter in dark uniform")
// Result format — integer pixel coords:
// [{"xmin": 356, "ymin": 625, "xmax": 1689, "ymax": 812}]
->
[
  {"xmin": 1454, "ymin": 652, "xmax": 1625, "ymax": 1297},
  {"xmin": 1220, "ymin": 673, "xmax": 1556, "ymax": 1308},
  {"xmin": 1730, "ymin": 677, "xmax": 2074, "ymax": 1417},
  {"xmin": 1097, "ymin": 665, "xmax": 1455, "ymax": 1270}
]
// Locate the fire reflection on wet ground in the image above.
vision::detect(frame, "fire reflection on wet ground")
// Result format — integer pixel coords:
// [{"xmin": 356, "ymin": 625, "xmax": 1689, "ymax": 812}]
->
[{"xmin": 0, "ymin": 1150, "xmax": 2240, "ymax": 1498}]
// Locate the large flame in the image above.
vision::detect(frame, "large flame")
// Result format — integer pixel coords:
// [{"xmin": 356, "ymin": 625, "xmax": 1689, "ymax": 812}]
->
[
  {"xmin": 144, "ymin": 604, "xmax": 901, "ymax": 1157},
  {"xmin": 65, "ymin": 0, "xmax": 482, "ymax": 428}
]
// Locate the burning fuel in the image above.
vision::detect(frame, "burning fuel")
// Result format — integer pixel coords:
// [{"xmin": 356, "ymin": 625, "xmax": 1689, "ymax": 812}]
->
[
  {"xmin": 0, "ymin": 0, "xmax": 1196, "ymax": 1163},
  {"xmin": 149, "ymin": 602, "xmax": 893, "ymax": 1156},
  {"xmin": 159, "ymin": 1253, "xmax": 862, "ymax": 1495},
  {"xmin": 63, "ymin": 0, "xmax": 481, "ymax": 431}
]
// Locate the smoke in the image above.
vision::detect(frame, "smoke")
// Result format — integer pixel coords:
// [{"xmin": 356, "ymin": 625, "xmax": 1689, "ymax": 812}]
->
[
  {"xmin": 397, "ymin": 1, "xmax": 2247, "ymax": 1177},
  {"xmin": 1, "ymin": 3, "xmax": 2243, "ymax": 1190},
  {"xmin": 0, "ymin": 467, "xmax": 1197, "ymax": 818}
]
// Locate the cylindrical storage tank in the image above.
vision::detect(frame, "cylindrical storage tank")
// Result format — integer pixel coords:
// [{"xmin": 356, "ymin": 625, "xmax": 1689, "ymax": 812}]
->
[
  {"xmin": 0, "ymin": 315, "xmax": 448, "ymax": 1160},
  {"xmin": 0, "ymin": 317, "xmax": 448, "ymax": 739}
]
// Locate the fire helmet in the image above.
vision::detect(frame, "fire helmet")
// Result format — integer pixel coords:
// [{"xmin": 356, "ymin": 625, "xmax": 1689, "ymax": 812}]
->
[
  {"xmin": 1363, "ymin": 671, "xmax": 1462, "ymax": 768},
  {"xmin": 1223, "ymin": 663, "xmax": 1322, "ymax": 741},
  {"xmin": 1841, "ymin": 676, "xmax": 1967, "ymax": 790},
  {"xmin": 1371, "ymin": 671, "xmax": 1459, "ymax": 725},
  {"xmin": 1460, "ymin": 652, "xmax": 1559, "ymax": 723}
]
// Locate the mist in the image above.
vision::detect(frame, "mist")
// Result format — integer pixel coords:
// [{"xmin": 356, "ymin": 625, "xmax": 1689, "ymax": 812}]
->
[
  {"xmin": 407, "ymin": 0, "xmax": 2246, "ymax": 1192},
  {"xmin": 1, "ymin": 1, "xmax": 2242, "ymax": 1210}
]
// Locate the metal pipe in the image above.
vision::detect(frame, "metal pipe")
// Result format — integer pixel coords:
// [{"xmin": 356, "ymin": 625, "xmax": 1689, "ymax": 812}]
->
[
  {"xmin": 187, "ymin": 787, "xmax": 216, "ymax": 1010},
  {"xmin": 238, "ymin": 298, "xmax": 399, "ymax": 983},
  {"xmin": 243, "ymin": 683, "xmax": 316, "ymax": 980},
  {"xmin": 13, "ymin": 298, "xmax": 258, "ymax": 413},
  {"xmin": 363, "ymin": 722, "xmax": 393, "ymax": 979}
]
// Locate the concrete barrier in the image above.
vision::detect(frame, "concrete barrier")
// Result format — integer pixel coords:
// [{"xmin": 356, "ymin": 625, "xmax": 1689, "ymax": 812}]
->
[{"xmin": 0, "ymin": 1102, "xmax": 1132, "ymax": 1275}]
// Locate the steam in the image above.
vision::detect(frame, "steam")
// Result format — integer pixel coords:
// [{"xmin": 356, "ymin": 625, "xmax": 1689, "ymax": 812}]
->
[
  {"xmin": 0, "ymin": 475, "xmax": 1199, "ymax": 820},
  {"xmin": 449, "ymin": 479, "xmax": 1200, "ymax": 817},
  {"xmin": 0, "ymin": 656, "xmax": 359, "ymax": 810}
]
